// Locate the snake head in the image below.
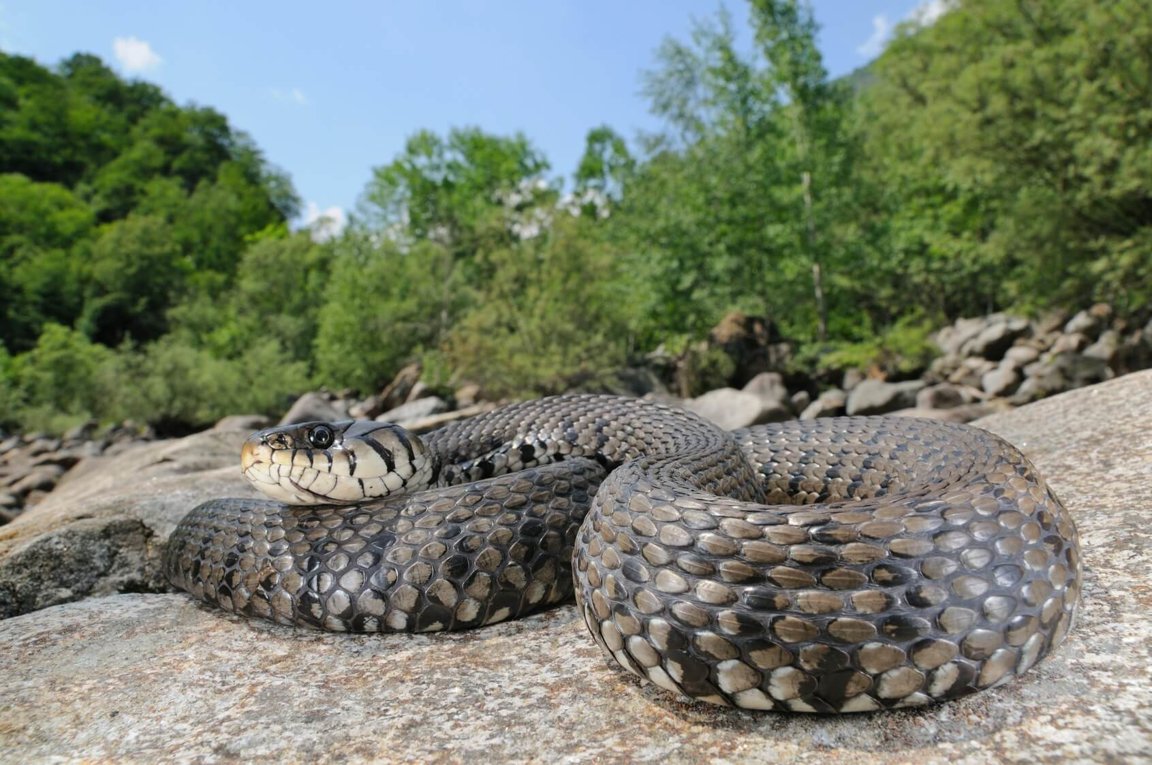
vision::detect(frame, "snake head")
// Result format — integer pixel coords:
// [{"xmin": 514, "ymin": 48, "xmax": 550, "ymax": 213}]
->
[{"xmin": 241, "ymin": 420, "xmax": 437, "ymax": 505}]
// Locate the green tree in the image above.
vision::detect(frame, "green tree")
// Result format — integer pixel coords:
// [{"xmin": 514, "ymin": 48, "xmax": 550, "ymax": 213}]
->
[
  {"xmin": 230, "ymin": 230, "xmax": 332, "ymax": 364},
  {"xmin": 360, "ymin": 127, "xmax": 552, "ymax": 258},
  {"xmin": 573, "ymin": 125, "xmax": 635, "ymax": 201},
  {"xmin": 0, "ymin": 174, "xmax": 93, "ymax": 351},
  {"xmin": 444, "ymin": 214, "xmax": 635, "ymax": 396},
  {"xmin": 8, "ymin": 323, "xmax": 120, "ymax": 431},
  {"xmin": 314, "ymin": 234, "xmax": 465, "ymax": 392},
  {"xmin": 862, "ymin": 0, "xmax": 1152, "ymax": 313},
  {"xmin": 81, "ymin": 214, "xmax": 187, "ymax": 345},
  {"xmin": 622, "ymin": 1, "xmax": 861, "ymax": 344}
]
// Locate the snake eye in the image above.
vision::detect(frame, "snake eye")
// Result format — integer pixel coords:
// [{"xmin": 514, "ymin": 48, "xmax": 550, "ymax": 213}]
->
[{"xmin": 307, "ymin": 424, "xmax": 335, "ymax": 450}]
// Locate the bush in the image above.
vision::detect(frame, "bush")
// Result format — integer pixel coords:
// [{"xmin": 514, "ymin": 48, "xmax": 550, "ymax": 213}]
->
[
  {"xmin": 442, "ymin": 217, "xmax": 633, "ymax": 397},
  {"xmin": 314, "ymin": 236, "xmax": 465, "ymax": 393},
  {"xmin": 6, "ymin": 324, "xmax": 121, "ymax": 432}
]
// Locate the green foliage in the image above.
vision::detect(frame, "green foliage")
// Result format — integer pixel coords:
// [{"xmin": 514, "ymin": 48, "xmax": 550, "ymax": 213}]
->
[
  {"xmin": 123, "ymin": 336, "xmax": 309, "ymax": 429},
  {"xmin": 573, "ymin": 125, "xmax": 634, "ymax": 200},
  {"xmin": 6, "ymin": 324, "xmax": 119, "ymax": 432},
  {"xmin": 622, "ymin": 0, "xmax": 863, "ymax": 345},
  {"xmin": 3, "ymin": 0, "xmax": 1150, "ymax": 433},
  {"xmin": 806, "ymin": 314, "xmax": 938, "ymax": 379},
  {"xmin": 0, "ymin": 174, "xmax": 93, "ymax": 351},
  {"xmin": 82, "ymin": 214, "xmax": 186, "ymax": 345},
  {"xmin": 860, "ymin": 0, "xmax": 1152, "ymax": 314},
  {"xmin": 443, "ymin": 215, "xmax": 635, "ymax": 397},
  {"xmin": 360, "ymin": 127, "xmax": 552, "ymax": 258},
  {"xmin": 314, "ymin": 235, "xmax": 465, "ymax": 393}
]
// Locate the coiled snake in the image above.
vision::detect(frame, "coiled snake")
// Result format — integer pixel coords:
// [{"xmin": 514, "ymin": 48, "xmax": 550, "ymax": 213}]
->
[{"xmin": 166, "ymin": 394, "xmax": 1080, "ymax": 713}]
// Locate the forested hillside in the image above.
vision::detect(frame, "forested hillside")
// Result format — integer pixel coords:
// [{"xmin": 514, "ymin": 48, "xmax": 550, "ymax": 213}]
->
[{"xmin": 1, "ymin": 0, "xmax": 1149, "ymax": 433}]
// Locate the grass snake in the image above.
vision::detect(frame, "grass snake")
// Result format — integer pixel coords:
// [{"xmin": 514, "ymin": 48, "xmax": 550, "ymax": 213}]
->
[{"xmin": 166, "ymin": 394, "xmax": 1080, "ymax": 713}]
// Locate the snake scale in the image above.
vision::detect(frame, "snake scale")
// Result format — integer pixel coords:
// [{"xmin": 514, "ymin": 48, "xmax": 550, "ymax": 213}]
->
[{"xmin": 166, "ymin": 394, "xmax": 1080, "ymax": 713}]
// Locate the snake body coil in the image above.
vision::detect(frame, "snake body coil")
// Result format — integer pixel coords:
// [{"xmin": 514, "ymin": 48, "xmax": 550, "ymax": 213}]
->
[{"xmin": 166, "ymin": 394, "xmax": 1080, "ymax": 713}]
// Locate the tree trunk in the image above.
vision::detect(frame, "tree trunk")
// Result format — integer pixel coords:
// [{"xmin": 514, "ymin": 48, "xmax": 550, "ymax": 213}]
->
[{"xmin": 802, "ymin": 170, "xmax": 827, "ymax": 341}]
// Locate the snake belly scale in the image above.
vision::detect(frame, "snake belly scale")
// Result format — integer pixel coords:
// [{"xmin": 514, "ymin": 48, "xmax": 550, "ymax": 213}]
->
[{"xmin": 165, "ymin": 394, "xmax": 1080, "ymax": 713}]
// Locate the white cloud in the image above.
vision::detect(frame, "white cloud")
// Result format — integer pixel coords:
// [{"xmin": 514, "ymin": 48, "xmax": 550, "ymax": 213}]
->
[
  {"xmin": 304, "ymin": 202, "xmax": 346, "ymax": 243},
  {"xmin": 910, "ymin": 0, "xmax": 953, "ymax": 27},
  {"xmin": 271, "ymin": 87, "xmax": 309, "ymax": 106},
  {"xmin": 856, "ymin": 1, "xmax": 956, "ymax": 59},
  {"xmin": 856, "ymin": 15, "xmax": 891, "ymax": 58},
  {"xmin": 112, "ymin": 36, "xmax": 162, "ymax": 73}
]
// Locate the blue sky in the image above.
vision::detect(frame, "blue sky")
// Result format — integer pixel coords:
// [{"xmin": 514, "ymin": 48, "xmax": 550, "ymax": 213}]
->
[{"xmin": 1, "ymin": 1, "xmax": 943, "ymax": 230}]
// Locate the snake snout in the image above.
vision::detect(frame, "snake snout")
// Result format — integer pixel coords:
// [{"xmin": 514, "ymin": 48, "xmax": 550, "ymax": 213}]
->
[{"xmin": 240, "ymin": 438, "xmax": 260, "ymax": 469}]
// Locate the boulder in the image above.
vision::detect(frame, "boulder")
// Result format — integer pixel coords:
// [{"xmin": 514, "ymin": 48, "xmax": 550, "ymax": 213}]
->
[
  {"xmin": 789, "ymin": 390, "xmax": 812, "ymax": 414},
  {"xmin": 1082, "ymin": 329, "xmax": 1120, "ymax": 365},
  {"xmin": 375, "ymin": 396, "xmax": 449, "ymax": 425},
  {"xmin": 845, "ymin": 379, "xmax": 926, "ymax": 416},
  {"xmin": 1051, "ymin": 332, "xmax": 1089, "ymax": 355},
  {"xmin": 841, "ymin": 368, "xmax": 866, "ymax": 392},
  {"xmin": 453, "ymin": 382, "xmax": 483, "ymax": 408},
  {"xmin": 947, "ymin": 357, "xmax": 996, "ymax": 388},
  {"xmin": 278, "ymin": 392, "xmax": 346, "ymax": 425},
  {"xmin": 915, "ymin": 382, "xmax": 969, "ymax": 410},
  {"xmin": 963, "ymin": 317, "xmax": 1030, "ymax": 361},
  {"xmin": 1, "ymin": 373, "xmax": 1150, "ymax": 761},
  {"xmin": 212, "ymin": 414, "xmax": 270, "ymax": 432},
  {"xmin": 884, "ymin": 403, "xmax": 998, "ymax": 423},
  {"xmin": 378, "ymin": 363, "xmax": 424, "ymax": 411},
  {"xmin": 1003, "ymin": 344, "xmax": 1041, "ymax": 367},
  {"xmin": 740, "ymin": 372, "xmax": 794, "ymax": 422},
  {"xmin": 1063, "ymin": 303, "xmax": 1111, "ymax": 337},
  {"xmin": 0, "ymin": 428, "xmax": 259, "ymax": 618},
  {"xmin": 1015, "ymin": 352, "xmax": 1113, "ymax": 404},
  {"xmin": 705, "ymin": 311, "xmax": 794, "ymax": 387},
  {"xmin": 799, "ymin": 388, "xmax": 847, "ymax": 419},
  {"xmin": 684, "ymin": 388, "xmax": 781, "ymax": 430},
  {"xmin": 933, "ymin": 316, "xmax": 987, "ymax": 357},
  {"xmin": 981, "ymin": 363, "xmax": 1021, "ymax": 398}
]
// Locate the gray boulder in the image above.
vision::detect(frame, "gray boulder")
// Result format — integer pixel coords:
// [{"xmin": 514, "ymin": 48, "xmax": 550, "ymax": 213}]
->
[
  {"xmin": 963, "ymin": 317, "xmax": 1030, "ymax": 361},
  {"xmin": 885, "ymin": 403, "xmax": 999, "ymax": 423},
  {"xmin": 1004, "ymin": 344, "xmax": 1041, "ymax": 366},
  {"xmin": 376, "ymin": 396, "xmax": 449, "ymax": 425},
  {"xmin": 845, "ymin": 379, "xmax": 926, "ymax": 416},
  {"xmin": 1083, "ymin": 329, "xmax": 1120, "ymax": 364},
  {"xmin": 1051, "ymin": 332, "xmax": 1089, "ymax": 355},
  {"xmin": 740, "ymin": 372, "xmax": 794, "ymax": 422},
  {"xmin": 0, "ymin": 428, "xmax": 259, "ymax": 618},
  {"xmin": 684, "ymin": 388, "xmax": 780, "ymax": 430},
  {"xmin": 947, "ymin": 357, "xmax": 996, "ymax": 388},
  {"xmin": 1063, "ymin": 304, "xmax": 1111, "ymax": 337},
  {"xmin": 981, "ymin": 363, "xmax": 1022, "ymax": 398},
  {"xmin": 789, "ymin": 389, "xmax": 812, "ymax": 413},
  {"xmin": 799, "ymin": 388, "xmax": 847, "ymax": 419},
  {"xmin": 212, "ymin": 414, "xmax": 270, "ymax": 432},
  {"xmin": 278, "ymin": 392, "xmax": 346, "ymax": 425},
  {"xmin": 915, "ymin": 382, "xmax": 969, "ymax": 410},
  {"xmin": 933, "ymin": 316, "xmax": 987, "ymax": 357},
  {"xmin": 1015, "ymin": 352, "xmax": 1113, "ymax": 404}
]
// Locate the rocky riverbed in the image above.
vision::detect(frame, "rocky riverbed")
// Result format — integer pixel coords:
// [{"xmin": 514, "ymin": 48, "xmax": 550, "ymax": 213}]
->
[{"xmin": 3, "ymin": 304, "xmax": 1149, "ymax": 526}]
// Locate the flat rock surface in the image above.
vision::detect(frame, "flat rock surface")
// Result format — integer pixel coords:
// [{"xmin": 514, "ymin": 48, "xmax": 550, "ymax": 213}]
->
[
  {"xmin": 3, "ymin": 373, "xmax": 1152, "ymax": 763},
  {"xmin": 0, "ymin": 428, "xmax": 262, "ymax": 617}
]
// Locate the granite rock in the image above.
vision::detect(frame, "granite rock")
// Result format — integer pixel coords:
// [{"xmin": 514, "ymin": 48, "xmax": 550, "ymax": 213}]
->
[
  {"xmin": 0, "ymin": 428, "xmax": 260, "ymax": 618},
  {"xmin": 845, "ymin": 379, "xmax": 926, "ymax": 416},
  {"xmin": 375, "ymin": 395, "xmax": 450, "ymax": 425},
  {"xmin": 684, "ymin": 387, "xmax": 783, "ymax": 429}
]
